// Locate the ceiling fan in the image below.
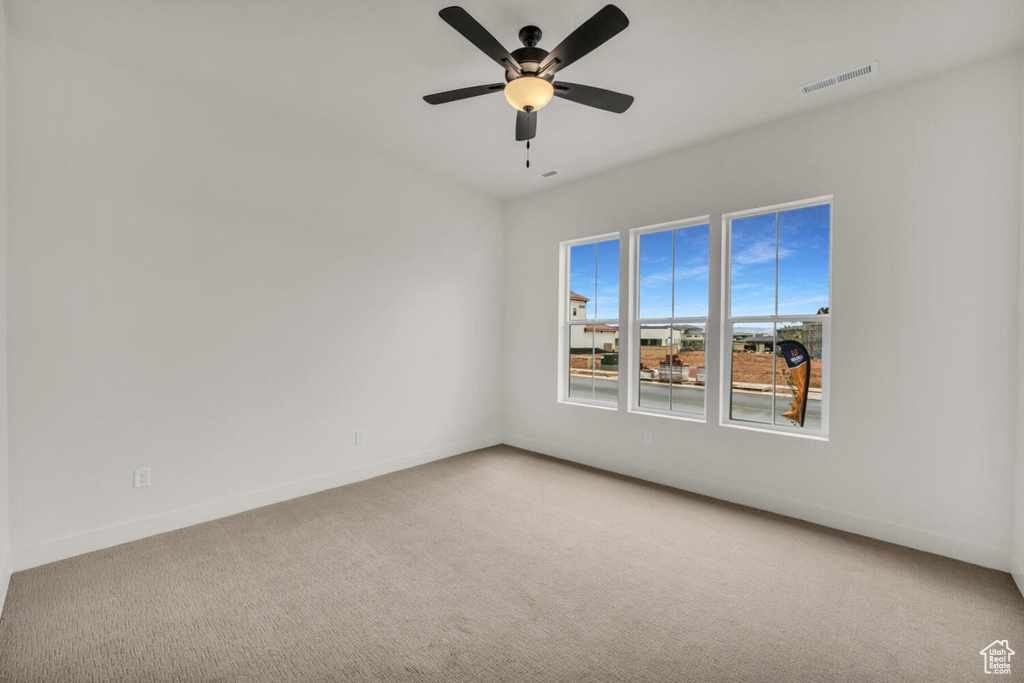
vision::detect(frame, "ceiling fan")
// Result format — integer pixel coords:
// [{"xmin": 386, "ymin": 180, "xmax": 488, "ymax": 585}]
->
[{"xmin": 423, "ymin": 5, "xmax": 634, "ymax": 143}]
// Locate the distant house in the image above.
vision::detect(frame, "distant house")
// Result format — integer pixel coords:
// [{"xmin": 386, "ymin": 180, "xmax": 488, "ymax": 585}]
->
[
  {"xmin": 678, "ymin": 325, "xmax": 705, "ymax": 351},
  {"xmin": 733, "ymin": 332, "xmax": 775, "ymax": 353},
  {"xmin": 569, "ymin": 291, "xmax": 589, "ymax": 320},
  {"xmin": 568, "ymin": 292, "xmax": 618, "ymax": 352},
  {"xmin": 569, "ymin": 324, "xmax": 618, "ymax": 353},
  {"xmin": 639, "ymin": 326, "xmax": 678, "ymax": 347},
  {"xmin": 639, "ymin": 325, "xmax": 705, "ymax": 351},
  {"xmin": 584, "ymin": 324, "xmax": 618, "ymax": 352}
]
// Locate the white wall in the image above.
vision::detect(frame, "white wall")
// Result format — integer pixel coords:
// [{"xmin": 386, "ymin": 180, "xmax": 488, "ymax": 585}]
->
[
  {"xmin": 504, "ymin": 50, "xmax": 1024, "ymax": 571},
  {"xmin": 6, "ymin": 32, "xmax": 504, "ymax": 571},
  {"xmin": 0, "ymin": 4, "xmax": 11, "ymax": 613}
]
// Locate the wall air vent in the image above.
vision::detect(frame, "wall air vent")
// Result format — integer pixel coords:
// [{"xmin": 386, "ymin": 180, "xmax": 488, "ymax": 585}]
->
[
  {"xmin": 800, "ymin": 62, "xmax": 878, "ymax": 95},
  {"xmin": 526, "ymin": 170, "xmax": 560, "ymax": 183}
]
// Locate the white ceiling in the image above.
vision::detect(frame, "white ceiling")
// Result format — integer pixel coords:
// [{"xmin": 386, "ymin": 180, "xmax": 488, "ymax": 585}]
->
[{"xmin": 6, "ymin": 0, "xmax": 1024, "ymax": 199}]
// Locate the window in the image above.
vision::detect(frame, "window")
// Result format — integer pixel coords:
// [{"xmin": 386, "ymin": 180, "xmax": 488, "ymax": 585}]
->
[
  {"xmin": 632, "ymin": 219, "xmax": 710, "ymax": 418},
  {"xmin": 563, "ymin": 236, "xmax": 620, "ymax": 407},
  {"xmin": 723, "ymin": 197, "xmax": 831, "ymax": 436}
]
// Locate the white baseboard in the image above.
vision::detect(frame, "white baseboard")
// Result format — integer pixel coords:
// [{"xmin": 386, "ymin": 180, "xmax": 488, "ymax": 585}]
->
[
  {"xmin": 15, "ymin": 434, "xmax": 502, "ymax": 572},
  {"xmin": 504, "ymin": 434, "xmax": 1010, "ymax": 572},
  {"xmin": 0, "ymin": 552, "xmax": 11, "ymax": 620}
]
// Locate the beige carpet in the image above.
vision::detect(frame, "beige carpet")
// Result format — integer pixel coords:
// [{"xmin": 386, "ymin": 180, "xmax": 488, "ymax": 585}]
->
[{"xmin": 1, "ymin": 446, "xmax": 1022, "ymax": 682}]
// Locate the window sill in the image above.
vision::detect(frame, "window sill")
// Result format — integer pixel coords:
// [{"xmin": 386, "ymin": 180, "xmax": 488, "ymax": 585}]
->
[
  {"xmin": 628, "ymin": 407, "xmax": 706, "ymax": 424},
  {"xmin": 719, "ymin": 419, "xmax": 829, "ymax": 441},
  {"xmin": 559, "ymin": 398, "xmax": 619, "ymax": 411}
]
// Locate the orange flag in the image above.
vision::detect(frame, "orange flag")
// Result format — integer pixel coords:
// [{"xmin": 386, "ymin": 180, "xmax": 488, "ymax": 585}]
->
[{"xmin": 778, "ymin": 340, "xmax": 810, "ymax": 427}]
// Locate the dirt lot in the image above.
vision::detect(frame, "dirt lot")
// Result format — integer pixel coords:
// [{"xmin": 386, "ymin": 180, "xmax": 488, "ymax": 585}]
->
[
  {"xmin": 640, "ymin": 348, "xmax": 704, "ymax": 370},
  {"xmin": 641, "ymin": 347, "xmax": 822, "ymax": 389},
  {"xmin": 731, "ymin": 351, "xmax": 823, "ymax": 389}
]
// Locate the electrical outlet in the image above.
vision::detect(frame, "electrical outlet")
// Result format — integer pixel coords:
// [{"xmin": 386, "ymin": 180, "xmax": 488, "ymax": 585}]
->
[
  {"xmin": 134, "ymin": 467, "xmax": 151, "ymax": 488},
  {"xmin": 643, "ymin": 432, "xmax": 653, "ymax": 446},
  {"xmin": 355, "ymin": 430, "xmax": 365, "ymax": 445}
]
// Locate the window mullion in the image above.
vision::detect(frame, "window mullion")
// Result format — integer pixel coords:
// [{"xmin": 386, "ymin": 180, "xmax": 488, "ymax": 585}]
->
[
  {"xmin": 774, "ymin": 211, "xmax": 780, "ymax": 317},
  {"xmin": 771, "ymin": 322, "xmax": 778, "ymax": 426},
  {"xmin": 668, "ymin": 229, "xmax": 675, "ymax": 410},
  {"xmin": 593, "ymin": 244, "xmax": 599, "ymax": 401}
]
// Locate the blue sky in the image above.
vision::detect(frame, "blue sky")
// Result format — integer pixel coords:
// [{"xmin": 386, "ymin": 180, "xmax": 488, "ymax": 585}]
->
[
  {"xmin": 731, "ymin": 204, "xmax": 830, "ymax": 317},
  {"xmin": 570, "ymin": 204, "xmax": 827, "ymax": 321},
  {"xmin": 638, "ymin": 224, "xmax": 710, "ymax": 319},
  {"xmin": 570, "ymin": 239, "xmax": 619, "ymax": 319}
]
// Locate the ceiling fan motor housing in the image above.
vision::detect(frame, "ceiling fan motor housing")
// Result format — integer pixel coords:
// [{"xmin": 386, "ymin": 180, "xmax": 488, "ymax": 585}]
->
[{"xmin": 507, "ymin": 45, "xmax": 552, "ymax": 82}]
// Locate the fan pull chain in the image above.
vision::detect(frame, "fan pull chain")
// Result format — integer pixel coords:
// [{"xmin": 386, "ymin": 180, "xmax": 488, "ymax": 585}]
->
[{"xmin": 526, "ymin": 140, "xmax": 531, "ymax": 169}]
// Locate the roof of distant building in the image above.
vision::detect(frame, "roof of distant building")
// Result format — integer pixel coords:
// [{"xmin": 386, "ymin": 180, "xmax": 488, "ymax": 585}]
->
[{"xmin": 569, "ymin": 291, "xmax": 590, "ymax": 302}]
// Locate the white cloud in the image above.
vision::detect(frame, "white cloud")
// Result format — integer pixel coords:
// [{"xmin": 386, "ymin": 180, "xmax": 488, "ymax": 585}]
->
[
  {"xmin": 675, "ymin": 265, "xmax": 709, "ymax": 280},
  {"xmin": 640, "ymin": 271, "xmax": 673, "ymax": 287},
  {"xmin": 732, "ymin": 239, "xmax": 792, "ymax": 266},
  {"xmin": 777, "ymin": 295, "xmax": 828, "ymax": 310}
]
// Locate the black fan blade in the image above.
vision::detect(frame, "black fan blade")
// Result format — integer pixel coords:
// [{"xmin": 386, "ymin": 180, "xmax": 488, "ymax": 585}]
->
[
  {"xmin": 515, "ymin": 109, "xmax": 537, "ymax": 141},
  {"xmin": 439, "ymin": 7, "xmax": 521, "ymax": 73},
  {"xmin": 539, "ymin": 5, "xmax": 628, "ymax": 77},
  {"xmin": 424, "ymin": 83, "xmax": 505, "ymax": 105},
  {"xmin": 553, "ymin": 82, "xmax": 633, "ymax": 113}
]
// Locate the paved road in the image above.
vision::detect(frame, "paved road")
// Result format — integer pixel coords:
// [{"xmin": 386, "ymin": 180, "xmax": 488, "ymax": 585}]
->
[
  {"xmin": 570, "ymin": 375, "xmax": 822, "ymax": 429},
  {"xmin": 731, "ymin": 389, "xmax": 822, "ymax": 430}
]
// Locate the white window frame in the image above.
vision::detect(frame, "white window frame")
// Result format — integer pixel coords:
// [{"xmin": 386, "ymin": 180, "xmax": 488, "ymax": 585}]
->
[
  {"xmin": 558, "ymin": 232, "xmax": 622, "ymax": 410},
  {"xmin": 628, "ymin": 216, "xmax": 711, "ymax": 422},
  {"xmin": 719, "ymin": 196, "xmax": 833, "ymax": 439}
]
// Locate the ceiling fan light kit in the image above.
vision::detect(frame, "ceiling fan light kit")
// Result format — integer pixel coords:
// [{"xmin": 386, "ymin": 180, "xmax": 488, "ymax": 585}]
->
[
  {"xmin": 504, "ymin": 76, "xmax": 554, "ymax": 112},
  {"xmin": 423, "ymin": 4, "xmax": 634, "ymax": 150}
]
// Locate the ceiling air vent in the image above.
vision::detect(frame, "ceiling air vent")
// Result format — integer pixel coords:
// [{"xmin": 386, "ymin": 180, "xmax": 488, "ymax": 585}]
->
[
  {"xmin": 800, "ymin": 62, "xmax": 878, "ymax": 95},
  {"xmin": 526, "ymin": 170, "xmax": 560, "ymax": 183}
]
